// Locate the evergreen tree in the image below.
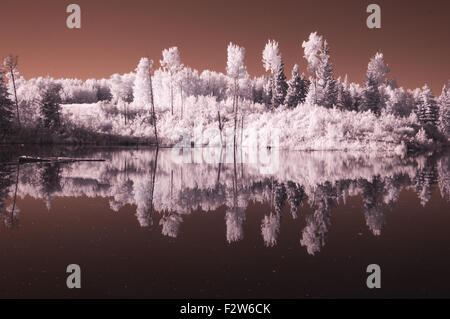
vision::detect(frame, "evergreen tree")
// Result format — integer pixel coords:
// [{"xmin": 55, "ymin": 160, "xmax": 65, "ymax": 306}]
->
[
  {"xmin": 0, "ymin": 70, "xmax": 14, "ymax": 136},
  {"xmin": 40, "ymin": 84, "xmax": 62, "ymax": 129},
  {"xmin": 360, "ymin": 52, "xmax": 389, "ymax": 116},
  {"xmin": 284, "ymin": 64, "xmax": 307, "ymax": 108},
  {"xmin": 416, "ymin": 85, "xmax": 439, "ymax": 129},
  {"xmin": 438, "ymin": 82, "xmax": 450, "ymax": 139},
  {"xmin": 361, "ymin": 74, "xmax": 381, "ymax": 115},
  {"xmin": 336, "ymin": 75, "xmax": 353, "ymax": 111},
  {"xmin": 271, "ymin": 59, "xmax": 288, "ymax": 108},
  {"xmin": 299, "ymin": 73, "xmax": 310, "ymax": 104},
  {"xmin": 263, "ymin": 76, "xmax": 273, "ymax": 106},
  {"xmin": 316, "ymin": 41, "xmax": 337, "ymax": 108}
]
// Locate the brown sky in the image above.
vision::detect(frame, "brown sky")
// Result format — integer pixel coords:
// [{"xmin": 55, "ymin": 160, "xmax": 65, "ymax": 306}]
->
[{"xmin": 0, "ymin": 0, "xmax": 449, "ymax": 93}]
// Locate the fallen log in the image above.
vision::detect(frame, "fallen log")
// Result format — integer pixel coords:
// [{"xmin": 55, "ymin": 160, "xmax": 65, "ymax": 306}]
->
[{"xmin": 18, "ymin": 156, "xmax": 105, "ymax": 164}]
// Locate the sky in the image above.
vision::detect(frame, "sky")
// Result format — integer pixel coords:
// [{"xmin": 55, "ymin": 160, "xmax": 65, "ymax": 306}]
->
[{"xmin": 0, "ymin": 0, "xmax": 449, "ymax": 93}]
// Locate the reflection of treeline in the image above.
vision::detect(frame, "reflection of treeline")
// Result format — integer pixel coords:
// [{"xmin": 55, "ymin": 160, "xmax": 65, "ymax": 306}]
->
[{"xmin": 2, "ymin": 149, "xmax": 450, "ymax": 254}]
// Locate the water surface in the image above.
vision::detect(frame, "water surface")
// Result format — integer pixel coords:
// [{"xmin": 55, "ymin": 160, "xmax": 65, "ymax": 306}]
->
[{"xmin": 0, "ymin": 147, "xmax": 449, "ymax": 298}]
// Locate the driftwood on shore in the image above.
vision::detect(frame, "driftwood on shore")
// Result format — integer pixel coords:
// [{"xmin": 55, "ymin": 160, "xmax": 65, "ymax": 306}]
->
[{"xmin": 18, "ymin": 156, "xmax": 105, "ymax": 164}]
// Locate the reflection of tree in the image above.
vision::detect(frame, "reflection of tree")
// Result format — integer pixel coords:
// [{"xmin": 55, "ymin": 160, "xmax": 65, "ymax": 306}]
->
[
  {"xmin": 300, "ymin": 182, "xmax": 334, "ymax": 255},
  {"xmin": 0, "ymin": 165, "xmax": 15, "ymax": 227},
  {"xmin": 135, "ymin": 148, "xmax": 159, "ymax": 227},
  {"xmin": 40, "ymin": 163, "xmax": 62, "ymax": 210},
  {"xmin": 286, "ymin": 181, "xmax": 306, "ymax": 219},
  {"xmin": 382, "ymin": 175, "xmax": 409, "ymax": 208},
  {"xmin": 414, "ymin": 157, "xmax": 438, "ymax": 207},
  {"xmin": 335, "ymin": 179, "xmax": 351, "ymax": 205},
  {"xmin": 226, "ymin": 148, "xmax": 246, "ymax": 243},
  {"xmin": 359, "ymin": 177, "xmax": 385, "ymax": 236},
  {"xmin": 160, "ymin": 212, "xmax": 183, "ymax": 238},
  {"xmin": 110, "ymin": 179, "xmax": 133, "ymax": 212},
  {"xmin": 261, "ymin": 181, "xmax": 286, "ymax": 247},
  {"xmin": 4, "ymin": 204, "xmax": 20, "ymax": 228},
  {"xmin": 437, "ymin": 155, "xmax": 450, "ymax": 202},
  {"xmin": 6, "ymin": 148, "xmax": 450, "ymax": 254}
]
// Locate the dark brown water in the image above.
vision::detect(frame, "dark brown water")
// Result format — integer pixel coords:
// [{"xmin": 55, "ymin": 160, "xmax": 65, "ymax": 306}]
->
[{"xmin": 0, "ymin": 148, "xmax": 449, "ymax": 298}]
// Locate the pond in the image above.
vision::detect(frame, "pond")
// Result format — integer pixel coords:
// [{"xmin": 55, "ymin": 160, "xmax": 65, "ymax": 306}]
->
[{"xmin": 0, "ymin": 147, "xmax": 449, "ymax": 298}]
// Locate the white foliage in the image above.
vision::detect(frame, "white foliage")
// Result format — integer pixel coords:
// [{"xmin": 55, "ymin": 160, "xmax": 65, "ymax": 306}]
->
[
  {"xmin": 262, "ymin": 40, "xmax": 281, "ymax": 73},
  {"xmin": 302, "ymin": 32, "xmax": 323, "ymax": 77},
  {"xmin": 132, "ymin": 57, "xmax": 154, "ymax": 108}
]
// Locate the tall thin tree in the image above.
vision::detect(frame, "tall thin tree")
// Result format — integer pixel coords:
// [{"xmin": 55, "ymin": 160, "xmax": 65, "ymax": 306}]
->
[{"xmin": 3, "ymin": 55, "xmax": 21, "ymax": 128}]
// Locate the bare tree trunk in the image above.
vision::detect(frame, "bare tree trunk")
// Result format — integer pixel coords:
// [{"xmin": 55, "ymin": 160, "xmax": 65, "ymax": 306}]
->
[
  {"xmin": 10, "ymin": 70, "xmax": 21, "ymax": 128},
  {"xmin": 11, "ymin": 163, "xmax": 20, "ymax": 220},
  {"xmin": 125, "ymin": 103, "xmax": 128, "ymax": 125},
  {"xmin": 217, "ymin": 109, "xmax": 223, "ymax": 146},
  {"xmin": 314, "ymin": 77, "xmax": 317, "ymax": 105},
  {"xmin": 149, "ymin": 147, "xmax": 159, "ymax": 224},
  {"xmin": 149, "ymin": 70, "xmax": 158, "ymax": 146},
  {"xmin": 217, "ymin": 148, "xmax": 223, "ymax": 185}
]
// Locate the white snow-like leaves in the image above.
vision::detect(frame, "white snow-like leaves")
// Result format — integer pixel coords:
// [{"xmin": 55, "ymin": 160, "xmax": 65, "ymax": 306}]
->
[{"xmin": 133, "ymin": 57, "xmax": 154, "ymax": 108}]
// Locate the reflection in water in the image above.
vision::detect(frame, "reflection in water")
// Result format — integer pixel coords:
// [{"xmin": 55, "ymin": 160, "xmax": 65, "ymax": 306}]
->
[
  {"xmin": 1, "ymin": 149, "xmax": 449, "ymax": 255},
  {"xmin": 0, "ymin": 164, "xmax": 17, "ymax": 228}
]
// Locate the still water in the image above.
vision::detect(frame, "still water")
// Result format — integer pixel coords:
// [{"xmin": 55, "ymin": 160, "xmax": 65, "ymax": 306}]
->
[{"xmin": 0, "ymin": 147, "xmax": 449, "ymax": 298}]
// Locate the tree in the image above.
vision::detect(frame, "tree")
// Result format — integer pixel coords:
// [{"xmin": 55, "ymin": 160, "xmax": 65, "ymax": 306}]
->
[
  {"xmin": 3, "ymin": 55, "xmax": 20, "ymax": 127},
  {"xmin": 226, "ymin": 43, "xmax": 248, "ymax": 148},
  {"xmin": 360, "ymin": 52, "xmax": 389, "ymax": 115},
  {"xmin": 285, "ymin": 65, "xmax": 301, "ymax": 108},
  {"xmin": 416, "ymin": 84, "xmax": 439, "ymax": 129},
  {"xmin": 438, "ymin": 82, "xmax": 450, "ymax": 139},
  {"xmin": 160, "ymin": 47, "xmax": 183, "ymax": 116},
  {"xmin": 367, "ymin": 52, "xmax": 389, "ymax": 85},
  {"xmin": 0, "ymin": 69, "xmax": 14, "ymax": 137},
  {"xmin": 133, "ymin": 57, "xmax": 153, "ymax": 107},
  {"xmin": 110, "ymin": 73, "xmax": 134, "ymax": 104},
  {"xmin": 316, "ymin": 41, "xmax": 337, "ymax": 108},
  {"xmin": 361, "ymin": 74, "xmax": 381, "ymax": 115},
  {"xmin": 272, "ymin": 58, "xmax": 288, "ymax": 107},
  {"xmin": 336, "ymin": 75, "xmax": 353, "ymax": 110},
  {"xmin": 262, "ymin": 40, "xmax": 281, "ymax": 109},
  {"xmin": 284, "ymin": 64, "xmax": 309, "ymax": 108},
  {"xmin": 40, "ymin": 84, "xmax": 62, "ymax": 129},
  {"xmin": 302, "ymin": 32, "xmax": 323, "ymax": 105}
]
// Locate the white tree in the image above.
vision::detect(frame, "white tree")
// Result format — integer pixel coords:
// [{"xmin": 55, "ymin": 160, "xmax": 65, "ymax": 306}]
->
[
  {"xmin": 316, "ymin": 40, "xmax": 337, "ymax": 108},
  {"xmin": 262, "ymin": 40, "xmax": 281, "ymax": 107},
  {"xmin": 226, "ymin": 43, "xmax": 248, "ymax": 147},
  {"xmin": 160, "ymin": 47, "xmax": 183, "ymax": 116},
  {"xmin": 439, "ymin": 82, "xmax": 450, "ymax": 139},
  {"xmin": 133, "ymin": 57, "xmax": 153, "ymax": 107},
  {"xmin": 262, "ymin": 40, "xmax": 281, "ymax": 74},
  {"xmin": 110, "ymin": 73, "xmax": 134, "ymax": 104},
  {"xmin": 360, "ymin": 52, "xmax": 390, "ymax": 115},
  {"xmin": 133, "ymin": 57, "xmax": 158, "ymax": 144},
  {"xmin": 3, "ymin": 55, "xmax": 21, "ymax": 127},
  {"xmin": 302, "ymin": 32, "xmax": 323, "ymax": 104},
  {"xmin": 367, "ymin": 52, "xmax": 389, "ymax": 85},
  {"xmin": 416, "ymin": 84, "xmax": 439, "ymax": 129}
]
